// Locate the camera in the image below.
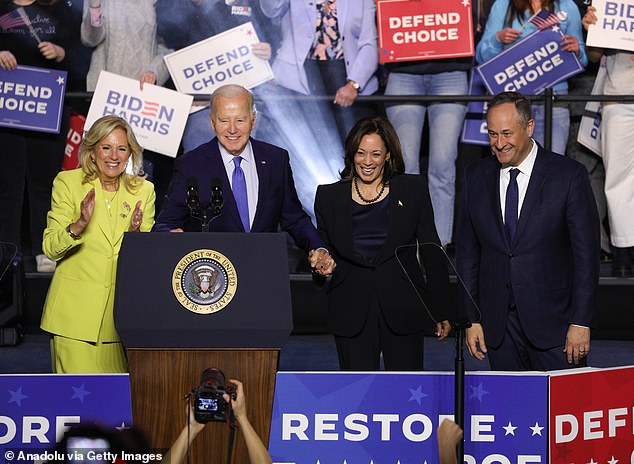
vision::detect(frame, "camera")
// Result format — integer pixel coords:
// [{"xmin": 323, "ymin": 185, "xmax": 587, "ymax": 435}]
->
[{"xmin": 191, "ymin": 368, "xmax": 236, "ymax": 423}]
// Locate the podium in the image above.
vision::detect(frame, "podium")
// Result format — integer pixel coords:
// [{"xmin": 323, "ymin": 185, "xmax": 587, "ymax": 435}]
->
[{"xmin": 114, "ymin": 232, "xmax": 293, "ymax": 464}]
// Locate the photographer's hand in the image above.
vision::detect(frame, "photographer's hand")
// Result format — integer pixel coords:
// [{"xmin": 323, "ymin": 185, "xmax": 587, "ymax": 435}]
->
[
  {"xmin": 160, "ymin": 403, "xmax": 206, "ymax": 464},
  {"xmin": 224, "ymin": 380, "xmax": 272, "ymax": 464}
]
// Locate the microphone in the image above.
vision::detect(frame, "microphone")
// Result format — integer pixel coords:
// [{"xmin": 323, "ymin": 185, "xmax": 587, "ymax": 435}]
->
[
  {"xmin": 210, "ymin": 177, "xmax": 223, "ymax": 218},
  {"xmin": 186, "ymin": 177, "xmax": 201, "ymax": 219},
  {"xmin": 394, "ymin": 242, "xmax": 477, "ymax": 326}
]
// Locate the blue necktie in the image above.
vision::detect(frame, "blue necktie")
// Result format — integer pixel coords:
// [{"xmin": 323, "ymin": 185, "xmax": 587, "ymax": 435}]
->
[
  {"xmin": 504, "ymin": 168, "xmax": 520, "ymax": 243},
  {"xmin": 232, "ymin": 156, "xmax": 250, "ymax": 232}
]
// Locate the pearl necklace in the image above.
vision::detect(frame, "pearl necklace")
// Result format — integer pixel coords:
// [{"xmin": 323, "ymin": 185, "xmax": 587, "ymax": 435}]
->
[{"xmin": 354, "ymin": 177, "xmax": 385, "ymax": 204}]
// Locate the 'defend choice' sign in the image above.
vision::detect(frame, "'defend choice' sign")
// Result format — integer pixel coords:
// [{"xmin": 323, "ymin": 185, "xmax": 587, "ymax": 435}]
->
[
  {"xmin": 377, "ymin": 0, "xmax": 474, "ymax": 64},
  {"xmin": 0, "ymin": 66, "xmax": 67, "ymax": 133},
  {"xmin": 164, "ymin": 22, "xmax": 274, "ymax": 95},
  {"xmin": 477, "ymin": 26, "xmax": 583, "ymax": 95}
]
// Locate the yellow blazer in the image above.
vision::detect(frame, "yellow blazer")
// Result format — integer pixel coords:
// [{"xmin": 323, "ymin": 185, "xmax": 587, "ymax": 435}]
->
[{"xmin": 41, "ymin": 168, "xmax": 155, "ymax": 343}]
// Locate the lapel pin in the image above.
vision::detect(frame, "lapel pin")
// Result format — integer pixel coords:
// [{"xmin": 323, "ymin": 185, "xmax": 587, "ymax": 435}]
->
[{"xmin": 398, "ymin": 200, "xmax": 404, "ymax": 207}]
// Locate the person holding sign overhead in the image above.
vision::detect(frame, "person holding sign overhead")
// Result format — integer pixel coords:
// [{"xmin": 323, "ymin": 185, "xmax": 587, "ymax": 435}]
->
[
  {"xmin": 476, "ymin": 0, "xmax": 588, "ymax": 155},
  {"xmin": 156, "ymin": 0, "xmax": 280, "ymax": 153},
  {"xmin": 40, "ymin": 115, "xmax": 155, "ymax": 373}
]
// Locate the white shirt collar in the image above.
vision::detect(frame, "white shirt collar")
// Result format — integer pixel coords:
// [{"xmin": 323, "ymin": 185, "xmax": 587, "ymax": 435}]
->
[{"xmin": 500, "ymin": 139, "xmax": 538, "ymax": 178}]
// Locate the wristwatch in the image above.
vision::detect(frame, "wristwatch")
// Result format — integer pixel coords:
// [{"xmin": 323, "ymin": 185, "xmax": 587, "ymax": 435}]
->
[{"xmin": 347, "ymin": 79, "xmax": 360, "ymax": 91}]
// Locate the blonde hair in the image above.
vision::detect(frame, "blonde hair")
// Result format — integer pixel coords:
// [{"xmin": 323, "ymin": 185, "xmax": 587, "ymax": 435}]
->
[{"xmin": 78, "ymin": 115, "xmax": 146, "ymax": 193}]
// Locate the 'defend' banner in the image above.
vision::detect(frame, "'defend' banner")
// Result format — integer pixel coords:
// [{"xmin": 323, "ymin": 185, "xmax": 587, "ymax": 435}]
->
[
  {"xmin": 164, "ymin": 22, "xmax": 274, "ymax": 95},
  {"xmin": 268, "ymin": 372, "xmax": 548, "ymax": 463},
  {"xmin": 0, "ymin": 66, "xmax": 67, "ymax": 133},
  {"xmin": 477, "ymin": 27, "xmax": 583, "ymax": 95},
  {"xmin": 0, "ymin": 374, "xmax": 132, "ymax": 454},
  {"xmin": 550, "ymin": 366, "xmax": 634, "ymax": 464},
  {"xmin": 377, "ymin": 0, "xmax": 474, "ymax": 64},
  {"xmin": 461, "ymin": 70, "xmax": 490, "ymax": 146}
]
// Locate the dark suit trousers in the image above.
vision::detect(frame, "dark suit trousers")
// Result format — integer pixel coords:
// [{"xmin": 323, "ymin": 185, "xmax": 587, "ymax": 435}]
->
[
  {"xmin": 488, "ymin": 305, "xmax": 587, "ymax": 371},
  {"xmin": 335, "ymin": 291, "xmax": 425, "ymax": 371},
  {"xmin": 0, "ymin": 116, "xmax": 67, "ymax": 255}
]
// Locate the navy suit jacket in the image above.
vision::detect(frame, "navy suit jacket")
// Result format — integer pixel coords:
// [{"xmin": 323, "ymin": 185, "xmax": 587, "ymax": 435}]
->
[
  {"xmin": 154, "ymin": 137, "xmax": 324, "ymax": 251},
  {"xmin": 456, "ymin": 146, "xmax": 600, "ymax": 350},
  {"xmin": 314, "ymin": 174, "xmax": 451, "ymax": 337}
]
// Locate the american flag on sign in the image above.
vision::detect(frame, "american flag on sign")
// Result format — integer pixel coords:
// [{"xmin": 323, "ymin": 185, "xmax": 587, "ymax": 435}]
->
[
  {"xmin": 529, "ymin": 9, "xmax": 560, "ymax": 30},
  {"xmin": 0, "ymin": 9, "xmax": 26, "ymax": 30}
]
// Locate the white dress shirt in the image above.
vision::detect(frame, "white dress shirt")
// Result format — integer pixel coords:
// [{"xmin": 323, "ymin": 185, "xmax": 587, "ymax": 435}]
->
[{"xmin": 499, "ymin": 139, "xmax": 538, "ymax": 223}]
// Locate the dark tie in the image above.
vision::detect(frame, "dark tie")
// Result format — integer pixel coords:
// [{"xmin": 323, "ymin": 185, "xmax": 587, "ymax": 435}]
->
[
  {"xmin": 504, "ymin": 168, "xmax": 520, "ymax": 243},
  {"xmin": 232, "ymin": 156, "xmax": 250, "ymax": 232}
]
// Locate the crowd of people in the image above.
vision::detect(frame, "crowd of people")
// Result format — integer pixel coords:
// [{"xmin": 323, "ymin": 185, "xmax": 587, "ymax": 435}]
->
[{"xmin": 2, "ymin": 0, "xmax": 629, "ymax": 276}]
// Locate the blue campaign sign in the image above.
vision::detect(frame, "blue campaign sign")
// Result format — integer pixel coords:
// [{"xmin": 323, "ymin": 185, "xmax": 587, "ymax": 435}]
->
[
  {"xmin": 0, "ymin": 374, "xmax": 132, "ymax": 453},
  {"xmin": 477, "ymin": 27, "xmax": 583, "ymax": 95},
  {"xmin": 268, "ymin": 372, "xmax": 548, "ymax": 463},
  {"xmin": 0, "ymin": 65, "xmax": 67, "ymax": 133},
  {"xmin": 461, "ymin": 70, "xmax": 490, "ymax": 146}
]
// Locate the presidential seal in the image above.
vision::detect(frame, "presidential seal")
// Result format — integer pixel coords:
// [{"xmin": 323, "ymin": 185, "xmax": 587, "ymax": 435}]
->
[{"xmin": 172, "ymin": 249, "xmax": 237, "ymax": 314}]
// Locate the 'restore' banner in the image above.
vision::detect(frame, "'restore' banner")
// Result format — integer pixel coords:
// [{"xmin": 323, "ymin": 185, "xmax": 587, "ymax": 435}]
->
[
  {"xmin": 0, "ymin": 374, "xmax": 132, "ymax": 452},
  {"xmin": 269, "ymin": 372, "xmax": 548, "ymax": 463},
  {"xmin": 0, "ymin": 65, "xmax": 67, "ymax": 133},
  {"xmin": 477, "ymin": 27, "xmax": 583, "ymax": 95},
  {"xmin": 376, "ymin": 0, "xmax": 474, "ymax": 64}
]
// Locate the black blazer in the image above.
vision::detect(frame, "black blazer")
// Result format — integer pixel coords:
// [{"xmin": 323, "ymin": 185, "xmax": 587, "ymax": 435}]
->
[
  {"xmin": 456, "ymin": 146, "xmax": 600, "ymax": 349},
  {"xmin": 314, "ymin": 174, "xmax": 450, "ymax": 337}
]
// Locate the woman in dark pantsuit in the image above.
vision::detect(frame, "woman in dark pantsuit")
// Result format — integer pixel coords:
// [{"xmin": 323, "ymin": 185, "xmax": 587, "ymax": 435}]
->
[{"xmin": 314, "ymin": 116, "xmax": 451, "ymax": 371}]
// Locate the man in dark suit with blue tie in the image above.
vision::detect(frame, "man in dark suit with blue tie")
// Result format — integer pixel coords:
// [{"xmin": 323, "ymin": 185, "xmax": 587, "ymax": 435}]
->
[
  {"xmin": 155, "ymin": 84, "xmax": 335, "ymax": 272},
  {"xmin": 456, "ymin": 92, "xmax": 600, "ymax": 371}
]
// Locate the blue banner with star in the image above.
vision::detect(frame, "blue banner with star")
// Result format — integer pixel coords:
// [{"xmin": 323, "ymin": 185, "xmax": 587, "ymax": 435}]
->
[
  {"xmin": 0, "ymin": 65, "xmax": 67, "ymax": 133},
  {"xmin": 476, "ymin": 27, "xmax": 583, "ymax": 95},
  {"xmin": 268, "ymin": 372, "xmax": 548, "ymax": 463},
  {"xmin": 0, "ymin": 374, "xmax": 132, "ymax": 453}
]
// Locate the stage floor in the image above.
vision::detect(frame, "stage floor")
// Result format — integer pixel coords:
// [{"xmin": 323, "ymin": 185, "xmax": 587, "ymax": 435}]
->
[{"xmin": 1, "ymin": 333, "xmax": 633, "ymax": 374}]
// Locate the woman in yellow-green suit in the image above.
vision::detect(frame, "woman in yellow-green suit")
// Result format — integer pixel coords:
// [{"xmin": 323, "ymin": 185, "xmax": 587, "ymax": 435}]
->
[{"xmin": 41, "ymin": 115, "xmax": 155, "ymax": 373}]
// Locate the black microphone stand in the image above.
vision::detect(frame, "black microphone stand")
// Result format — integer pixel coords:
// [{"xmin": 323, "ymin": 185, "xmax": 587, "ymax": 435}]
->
[
  {"xmin": 453, "ymin": 320, "xmax": 471, "ymax": 462},
  {"xmin": 187, "ymin": 195, "xmax": 222, "ymax": 232}
]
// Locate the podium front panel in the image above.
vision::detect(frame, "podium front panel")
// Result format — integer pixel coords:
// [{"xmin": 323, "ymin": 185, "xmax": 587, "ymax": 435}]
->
[{"xmin": 114, "ymin": 232, "xmax": 293, "ymax": 348}]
